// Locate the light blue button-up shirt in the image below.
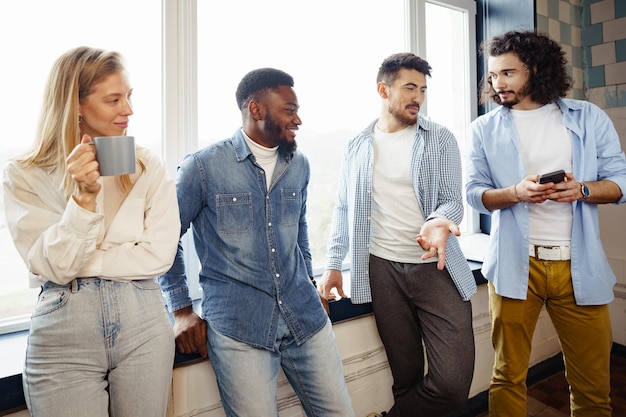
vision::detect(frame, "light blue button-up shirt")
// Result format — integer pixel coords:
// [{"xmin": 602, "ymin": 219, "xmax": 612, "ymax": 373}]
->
[
  {"xmin": 159, "ymin": 130, "xmax": 327, "ymax": 350},
  {"xmin": 325, "ymin": 118, "xmax": 477, "ymax": 304},
  {"xmin": 466, "ymin": 98, "xmax": 626, "ymax": 304}
]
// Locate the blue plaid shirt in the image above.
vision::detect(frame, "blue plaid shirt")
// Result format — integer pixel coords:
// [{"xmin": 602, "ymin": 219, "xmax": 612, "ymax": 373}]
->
[{"xmin": 325, "ymin": 118, "xmax": 477, "ymax": 304}]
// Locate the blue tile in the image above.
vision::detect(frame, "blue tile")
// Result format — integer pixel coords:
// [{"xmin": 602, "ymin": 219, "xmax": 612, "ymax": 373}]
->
[
  {"xmin": 571, "ymin": 46, "xmax": 583, "ymax": 67},
  {"xmin": 604, "ymin": 86, "xmax": 618, "ymax": 108},
  {"xmin": 619, "ymin": 87, "xmax": 626, "ymax": 107},
  {"xmin": 617, "ymin": 0, "xmax": 626, "ymax": 19},
  {"xmin": 582, "ymin": 23, "xmax": 603, "ymax": 47},
  {"xmin": 573, "ymin": 88, "xmax": 585, "ymax": 100},
  {"xmin": 586, "ymin": 65, "xmax": 605, "ymax": 88},
  {"xmin": 582, "ymin": 3, "xmax": 591, "ymax": 26},
  {"xmin": 571, "ymin": 4, "xmax": 583, "ymax": 26},
  {"xmin": 548, "ymin": 0, "xmax": 559, "ymax": 19},
  {"xmin": 617, "ymin": 39, "xmax": 626, "ymax": 62},
  {"xmin": 583, "ymin": 46, "xmax": 593, "ymax": 68},
  {"xmin": 560, "ymin": 22, "xmax": 572, "ymax": 45}
]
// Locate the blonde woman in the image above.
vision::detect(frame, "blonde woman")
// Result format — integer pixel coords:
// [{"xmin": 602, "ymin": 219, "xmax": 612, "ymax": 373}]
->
[{"xmin": 3, "ymin": 46, "xmax": 180, "ymax": 417}]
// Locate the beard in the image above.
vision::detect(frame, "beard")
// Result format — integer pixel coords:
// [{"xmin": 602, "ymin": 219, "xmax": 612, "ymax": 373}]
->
[
  {"xmin": 264, "ymin": 113, "xmax": 297, "ymax": 154},
  {"xmin": 387, "ymin": 102, "xmax": 418, "ymax": 126},
  {"xmin": 501, "ymin": 80, "xmax": 532, "ymax": 108}
]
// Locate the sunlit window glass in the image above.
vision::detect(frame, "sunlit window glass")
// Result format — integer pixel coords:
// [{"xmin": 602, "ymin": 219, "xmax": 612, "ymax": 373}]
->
[
  {"xmin": 197, "ymin": 0, "xmax": 406, "ymax": 267},
  {"xmin": 425, "ymin": 1, "xmax": 474, "ymax": 233}
]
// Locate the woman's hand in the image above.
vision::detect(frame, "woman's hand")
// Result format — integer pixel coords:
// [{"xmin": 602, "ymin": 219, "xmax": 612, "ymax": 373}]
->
[{"xmin": 66, "ymin": 134, "xmax": 101, "ymax": 210}]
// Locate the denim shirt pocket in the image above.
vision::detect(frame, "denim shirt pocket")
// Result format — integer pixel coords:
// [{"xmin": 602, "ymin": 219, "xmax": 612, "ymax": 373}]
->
[
  {"xmin": 280, "ymin": 188, "xmax": 302, "ymax": 227},
  {"xmin": 216, "ymin": 192, "xmax": 253, "ymax": 234}
]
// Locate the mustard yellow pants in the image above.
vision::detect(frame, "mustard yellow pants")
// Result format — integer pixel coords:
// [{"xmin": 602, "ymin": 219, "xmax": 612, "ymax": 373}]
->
[{"xmin": 488, "ymin": 258, "xmax": 612, "ymax": 417}]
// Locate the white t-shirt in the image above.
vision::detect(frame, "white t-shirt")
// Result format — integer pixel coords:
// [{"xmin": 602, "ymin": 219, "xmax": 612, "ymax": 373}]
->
[
  {"xmin": 511, "ymin": 103, "xmax": 573, "ymax": 245},
  {"xmin": 370, "ymin": 123, "xmax": 435, "ymax": 264}
]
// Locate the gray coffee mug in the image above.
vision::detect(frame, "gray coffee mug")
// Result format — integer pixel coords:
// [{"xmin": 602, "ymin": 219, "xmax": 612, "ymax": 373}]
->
[{"xmin": 93, "ymin": 136, "xmax": 136, "ymax": 176}]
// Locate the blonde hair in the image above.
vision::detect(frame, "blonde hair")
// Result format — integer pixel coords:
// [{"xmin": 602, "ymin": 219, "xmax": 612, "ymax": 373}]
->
[{"xmin": 19, "ymin": 46, "xmax": 144, "ymax": 197}]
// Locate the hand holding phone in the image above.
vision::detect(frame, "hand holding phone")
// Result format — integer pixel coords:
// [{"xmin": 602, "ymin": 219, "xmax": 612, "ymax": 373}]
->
[{"xmin": 538, "ymin": 169, "xmax": 565, "ymax": 184}]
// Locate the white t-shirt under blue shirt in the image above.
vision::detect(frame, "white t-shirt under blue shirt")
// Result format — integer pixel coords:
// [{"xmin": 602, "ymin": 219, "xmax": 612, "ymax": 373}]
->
[
  {"xmin": 370, "ymin": 123, "xmax": 436, "ymax": 264},
  {"xmin": 511, "ymin": 103, "xmax": 572, "ymax": 246}
]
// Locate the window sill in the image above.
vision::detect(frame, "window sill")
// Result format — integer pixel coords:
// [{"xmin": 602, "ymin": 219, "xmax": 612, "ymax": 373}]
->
[{"xmin": 0, "ymin": 259, "xmax": 487, "ymax": 413}]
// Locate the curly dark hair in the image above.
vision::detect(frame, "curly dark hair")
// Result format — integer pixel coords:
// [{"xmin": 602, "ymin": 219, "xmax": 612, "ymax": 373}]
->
[
  {"xmin": 377, "ymin": 53, "xmax": 432, "ymax": 84},
  {"xmin": 479, "ymin": 30, "xmax": 572, "ymax": 105},
  {"xmin": 235, "ymin": 68, "xmax": 294, "ymax": 110}
]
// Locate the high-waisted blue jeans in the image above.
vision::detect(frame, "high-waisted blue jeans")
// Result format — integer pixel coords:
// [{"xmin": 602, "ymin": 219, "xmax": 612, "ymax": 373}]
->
[{"xmin": 23, "ymin": 278, "xmax": 175, "ymax": 417}]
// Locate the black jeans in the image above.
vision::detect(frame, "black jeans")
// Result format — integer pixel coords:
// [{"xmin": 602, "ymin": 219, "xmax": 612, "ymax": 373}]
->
[{"xmin": 369, "ymin": 255, "xmax": 475, "ymax": 417}]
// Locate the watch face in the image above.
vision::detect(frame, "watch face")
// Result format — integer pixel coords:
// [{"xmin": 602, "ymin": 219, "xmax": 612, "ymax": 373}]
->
[{"xmin": 582, "ymin": 183, "xmax": 590, "ymax": 198}]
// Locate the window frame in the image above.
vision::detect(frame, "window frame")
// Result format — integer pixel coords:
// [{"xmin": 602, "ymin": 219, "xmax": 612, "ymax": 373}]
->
[
  {"xmin": 163, "ymin": 0, "xmax": 479, "ymax": 300},
  {"xmin": 0, "ymin": 0, "xmax": 479, "ymax": 333}
]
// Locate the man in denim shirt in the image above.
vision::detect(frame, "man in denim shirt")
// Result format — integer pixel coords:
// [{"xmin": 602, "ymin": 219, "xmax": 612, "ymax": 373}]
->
[
  {"xmin": 321, "ymin": 53, "xmax": 476, "ymax": 417},
  {"xmin": 159, "ymin": 68, "xmax": 354, "ymax": 417},
  {"xmin": 466, "ymin": 30, "xmax": 626, "ymax": 417}
]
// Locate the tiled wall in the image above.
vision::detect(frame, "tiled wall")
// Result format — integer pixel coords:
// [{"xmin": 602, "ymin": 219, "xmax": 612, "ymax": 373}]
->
[
  {"xmin": 536, "ymin": 0, "xmax": 626, "ymax": 109},
  {"xmin": 536, "ymin": 0, "xmax": 585, "ymax": 99}
]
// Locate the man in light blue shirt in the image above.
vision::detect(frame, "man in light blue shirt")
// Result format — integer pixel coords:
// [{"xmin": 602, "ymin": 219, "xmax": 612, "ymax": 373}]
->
[
  {"xmin": 466, "ymin": 30, "xmax": 626, "ymax": 417},
  {"xmin": 159, "ymin": 68, "xmax": 354, "ymax": 417},
  {"xmin": 321, "ymin": 53, "xmax": 476, "ymax": 417}
]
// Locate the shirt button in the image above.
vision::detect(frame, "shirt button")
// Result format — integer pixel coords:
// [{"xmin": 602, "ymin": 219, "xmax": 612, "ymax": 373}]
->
[
  {"xmin": 292, "ymin": 192, "xmax": 296, "ymax": 196},
  {"xmin": 271, "ymin": 248, "xmax": 276, "ymax": 253},
  {"xmin": 275, "ymin": 274, "xmax": 280, "ymax": 278},
  {"xmin": 268, "ymin": 222, "xmax": 272, "ymax": 226},
  {"xmin": 278, "ymin": 300, "xmax": 283, "ymax": 305},
  {"xmin": 232, "ymin": 197, "xmax": 237, "ymax": 202}
]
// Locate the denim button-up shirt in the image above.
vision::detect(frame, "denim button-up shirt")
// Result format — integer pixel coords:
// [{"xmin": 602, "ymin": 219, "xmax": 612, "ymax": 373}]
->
[
  {"xmin": 466, "ymin": 98, "xmax": 626, "ymax": 304},
  {"xmin": 159, "ymin": 129, "xmax": 327, "ymax": 349},
  {"xmin": 325, "ymin": 118, "xmax": 477, "ymax": 304}
]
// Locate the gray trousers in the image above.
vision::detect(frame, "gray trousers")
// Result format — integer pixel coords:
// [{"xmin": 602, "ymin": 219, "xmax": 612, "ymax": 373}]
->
[{"xmin": 369, "ymin": 255, "xmax": 475, "ymax": 417}]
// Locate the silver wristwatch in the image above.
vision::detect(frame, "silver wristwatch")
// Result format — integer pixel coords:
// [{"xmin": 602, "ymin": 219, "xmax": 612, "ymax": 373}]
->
[{"xmin": 579, "ymin": 182, "xmax": 590, "ymax": 199}]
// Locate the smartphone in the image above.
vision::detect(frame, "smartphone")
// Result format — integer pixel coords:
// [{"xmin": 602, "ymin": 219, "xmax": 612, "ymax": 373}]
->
[{"xmin": 538, "ymin": 169, "xmax": 566, "ymax": 184}]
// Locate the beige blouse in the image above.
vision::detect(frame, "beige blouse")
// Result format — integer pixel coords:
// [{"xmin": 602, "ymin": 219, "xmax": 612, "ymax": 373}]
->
[{"xmin": 3, "ymin": 147, "xmax": 181, "ymax": 287}]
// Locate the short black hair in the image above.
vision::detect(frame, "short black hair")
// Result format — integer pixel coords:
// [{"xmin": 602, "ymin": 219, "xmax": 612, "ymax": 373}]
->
[
  {"xmin": 235, "ymin": 68, "xmax": 294, "ymax": 110},
  {"xmin": 377, "ymin": 53, "xmax": 432, "ymax": 84}
]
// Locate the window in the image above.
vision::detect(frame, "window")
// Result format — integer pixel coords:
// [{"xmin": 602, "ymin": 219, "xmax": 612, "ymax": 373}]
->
[
  {"xmin": 196, "ymin": 0, "xmax": 406, "ymax": 265},
  {"xmin": 423, "ymin": 0, "xmax": 478, "ymax": 232},
  {"xmin": 194, "ymin": 0, "xmax": 478, "ymax": 267},
  {"xmin": 0, "ymin": 0, "xmax": 478, "ymax": 332}
]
